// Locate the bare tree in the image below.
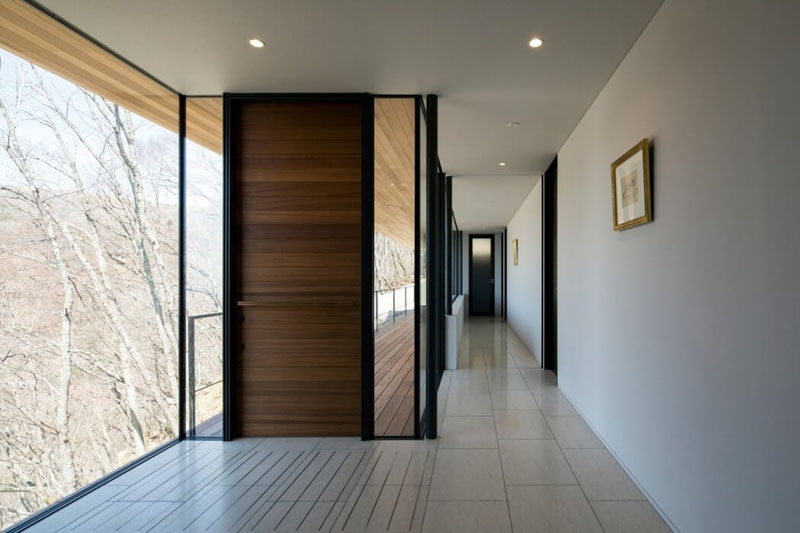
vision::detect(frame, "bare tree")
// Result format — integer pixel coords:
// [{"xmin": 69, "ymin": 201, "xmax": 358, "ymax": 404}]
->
[
  {"xmin": 0, "ymin": 51, "xmax": 221, "ymax": 528},
  {"xmin": 0, "ymin": 59, "xmax": 77, "ymax": 495}
]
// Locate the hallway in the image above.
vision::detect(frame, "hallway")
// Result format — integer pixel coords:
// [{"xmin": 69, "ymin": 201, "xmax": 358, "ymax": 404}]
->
[
  {"xmin": 30, "ymin": 317, "xmax": 669, "ymax": 532},
  {"xmin": 429, "ymin": 317, "xmax": 670, "ymax": 531}
]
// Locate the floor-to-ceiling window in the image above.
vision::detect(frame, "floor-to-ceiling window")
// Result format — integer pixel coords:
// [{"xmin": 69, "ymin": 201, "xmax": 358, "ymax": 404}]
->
[
  {"xmin": 451, "ymin": 215, "xmax": 462, "ymax": 303},
  {"xmin": 0, "ymin": 15, "xmax": 179, "ymax": 528},
  {"xmin": 373, "ymin": 97, "xmax": 416, "ymax": 437},
  {"xmin": 417, "ymin": 98, "xmax": 428, "ymax": 432},
  {"xmin": 184, "ymin": 97, "xmax": 223, "ymax": 438}
]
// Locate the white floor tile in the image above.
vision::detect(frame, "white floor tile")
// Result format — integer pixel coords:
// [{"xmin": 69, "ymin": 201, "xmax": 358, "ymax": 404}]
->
[
  {"xmin": 422, "ymin": 501, "xmax": 512, "ymax": 532},
  {"xmin": 449, "ymin": 373, "xmax": 490, "ymax": 395},
  {"xmin": 494, "ymin": 409, "xmax": 553, "ymax": 440},
  {"xmin": 439, "ymin": 416, "xmax": 498, "ymax": 449},
  {"xmin": 445, "ymin": 394, "xmax": 492, "ymax": 416},
  {"xmin": 487, "ymin": 369, "xmax": 528, "ymax": 390},
  {"xmin": 429, "ymin": 449, "xmax": 506, "ymax": 500},
  {"xmin": 532, "ymin": 388, "xmax": 579, "ymax": 416},
  {"xmin": 508, "ymin": 485, "xmax": 602, "ymax": 532},
  {"xmin": 491, "ymin": 389, "xmax": 539, "ymax": 410},
  {"xmin": 564, "ymin": 449, "xmax": 644, "ymax": 501},
  {"xmin": 590, "ymin": 501, "xmax": 671, "ymax": 533},
  {"xmin": 499, "ymin": 439, "xmax": 577, "ymax": 485},
  {"xmin": 546, "ymin": 416, "xmax": 605, "ymax": 449}
]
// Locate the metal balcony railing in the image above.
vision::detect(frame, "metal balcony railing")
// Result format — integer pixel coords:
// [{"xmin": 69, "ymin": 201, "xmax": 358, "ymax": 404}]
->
[
  {"xmin": 374, "ymin": 283, "xmax": 414, "ymax": 332},
  {"xmin": 187, "ymin": 311, "xmax": 222, "ymax": 437}
]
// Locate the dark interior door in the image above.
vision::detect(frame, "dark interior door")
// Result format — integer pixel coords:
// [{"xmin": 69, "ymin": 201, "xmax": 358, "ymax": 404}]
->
[
  {"xmin": 228, "ymin": 96, "xmax": 364, "ymax": 437},
  {"xmin": 469, "ymin": 235, "xmax": 495, "ymax": 315}
]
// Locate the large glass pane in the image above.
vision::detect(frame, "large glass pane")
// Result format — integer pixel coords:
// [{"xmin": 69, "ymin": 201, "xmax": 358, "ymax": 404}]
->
[
  {"xmin": 451, "ymin": 213, "xmax": 458, "ymax": 302},
  {"xmin": 0, "ymin": 48, "xmax": 178, "ymax": 527},
  {"xmin": 373, "ymin": 98, "xmax": 416, "ymax": 437},
  {"xmin": 185, "ymin": 97, "xmax": 223, "ymax": 438},
  {"xmin": 418, "ymin": 101, "xmax": 427, "ymax": 429}
]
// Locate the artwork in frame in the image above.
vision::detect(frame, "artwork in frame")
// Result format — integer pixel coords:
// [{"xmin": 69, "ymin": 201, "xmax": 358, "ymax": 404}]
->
[
  {"xmin": 611, "ymin": 138, "xmax": 652, "ymax": 230},
  {"xmin": 512, "ymin": 239, "xmax": 518, "ymax": 266}
]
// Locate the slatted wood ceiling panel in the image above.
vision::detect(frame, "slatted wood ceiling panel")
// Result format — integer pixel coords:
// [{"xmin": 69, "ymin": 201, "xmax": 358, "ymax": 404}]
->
[
  {"xmin": 0, "ymin": 2, "xmax": 408, "ymax": 231},
  {"xmin": 374, "ymin": 98, "xmax": 415, "ymax": 248},
  {"xmin": 186, "ymin": 97, "xmax": 222, "ymax": 153},
  {"xmin": 232, "ymin": 99, "xmax": 362, "ymax": 436},
  {"xmin": 0, "ymin": 0, "xmax": 222, "ymax": 153}
]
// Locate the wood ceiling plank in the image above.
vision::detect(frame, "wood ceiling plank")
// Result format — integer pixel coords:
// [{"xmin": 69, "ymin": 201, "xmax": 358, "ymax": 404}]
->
[{"xmin": 374, "ymin": 98, "xmax": 415, "ymax": 248}]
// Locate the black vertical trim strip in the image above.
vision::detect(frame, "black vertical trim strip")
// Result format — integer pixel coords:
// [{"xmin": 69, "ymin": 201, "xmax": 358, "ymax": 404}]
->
[
  {"xmin": 222, "ymin": 94, "xmax": 234, "ymax": 441},
  {"xmin": 413, "ymin": 95, "xmax": 422, "ymax": 440},
  {"xmin": 445, "ymin": 176, "xmax": 453, "ymax": 315},
  {"xmin": 177, "ymin": 95, "xmax": 187, "ymax": 440},
  {"xmin": 500, "ymin": 230, "xmax": 504, "ymax": 319},
  {"xmin": 425, "ymin": 94, "xmax": 439, "ymax": 439},
  {"xmin": 542, "ymin": 156, "xmax": 558, "ymax": 374},
  {"xmin": 503, "ymin": 227, "xmax": 508, "ymax": 320},
  {"xmin": 436, "ymin": 170, "xmax": 452, "ymax": 382},
  {"xmin": 361, "ymin": 95, "xmax": 375, "ymax": 440}
]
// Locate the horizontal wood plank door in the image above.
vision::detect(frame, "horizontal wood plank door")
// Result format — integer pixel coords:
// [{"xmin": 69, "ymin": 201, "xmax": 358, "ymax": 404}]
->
[{"xmin": 230, "ymin": 98, "xmax": 363, "ymax": 436}]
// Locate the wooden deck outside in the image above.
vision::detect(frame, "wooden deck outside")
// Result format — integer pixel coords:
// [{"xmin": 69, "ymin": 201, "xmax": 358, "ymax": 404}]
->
[
  {"xmin": 374, "ymin": 313, "xmax": 415, "ymax": 436},
  {"xmin": 194, "ymin": 412, "xmax": 223, "ymax": 437}
]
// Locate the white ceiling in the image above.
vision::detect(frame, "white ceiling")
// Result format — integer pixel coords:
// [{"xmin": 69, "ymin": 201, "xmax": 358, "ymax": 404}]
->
[
  {"xmin": 39, "ymin": 0, "xmax": 662, "ymax": 228},
  {"xmin": 454, "ymin": 174, "xmax": 539, "ymax": 230}
]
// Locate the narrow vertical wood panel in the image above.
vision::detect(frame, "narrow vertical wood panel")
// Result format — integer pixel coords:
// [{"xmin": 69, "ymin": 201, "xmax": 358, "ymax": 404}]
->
[{"xmin": 232, "ymin": 99, "xmax": 362, "ymax": 436}]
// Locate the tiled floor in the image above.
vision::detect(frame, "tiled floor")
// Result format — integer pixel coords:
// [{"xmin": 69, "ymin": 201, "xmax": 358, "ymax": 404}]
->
[
  {"xmin": 428, "ymin": 317, "xmax": 670, "ymax": 533},
  {"xmin": 27, "ymin": 317, "xmax": 670, "ymax": 532}
]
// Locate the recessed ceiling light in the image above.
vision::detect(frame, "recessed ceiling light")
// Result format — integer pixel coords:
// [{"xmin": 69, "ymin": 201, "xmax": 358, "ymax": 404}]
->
[
  {"xmin": 249, "ymin": 38, "xmax": 265, "ymax": 48},
  {"xmin": 498, "ymin": 161, "xmax": 507, "ymax": 167},
  {"xmin": 529, "ymin": 36, "xmax": 543, "ymax": 49},
  {"xmin": 508, "ymin": 122, "xmax": 520, "ymax": 128}
]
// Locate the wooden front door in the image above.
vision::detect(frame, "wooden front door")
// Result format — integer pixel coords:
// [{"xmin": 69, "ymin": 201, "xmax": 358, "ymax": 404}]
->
[{"xmin": 230, "ymin": 97, "xmax": 363, "ymax": 436}]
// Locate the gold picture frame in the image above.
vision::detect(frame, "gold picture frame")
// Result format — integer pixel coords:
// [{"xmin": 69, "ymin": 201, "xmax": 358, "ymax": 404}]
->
[
  {"xmin": 611, "ymin": 138, "xmax": 652, "ymax": 231},
  {"xmin": 512, "ymin": 239, "xmax": 518, "ymax": 266}
]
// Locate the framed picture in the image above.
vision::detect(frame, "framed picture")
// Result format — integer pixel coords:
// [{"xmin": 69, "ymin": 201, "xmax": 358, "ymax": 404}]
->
[
  {"xmin": 512, "ymin": 239, "xmax": 518, "ymax": 266},
  {"xmin": 611, "ymin": 138, "xmax": 652, "ymax": 231}
]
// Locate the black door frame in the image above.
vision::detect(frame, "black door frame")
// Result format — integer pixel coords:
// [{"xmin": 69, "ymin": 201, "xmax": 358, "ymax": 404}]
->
[
  {"xmin": 424, "ymin": 94, "xmax": 441, "ymax": 439},
  {"xmin": 542, "ymin": 156, "xmax": 557, "ymax": 374},
  {"xmin": 468, "ymin": 234, "xmax": 496, "ymax": 316},
  {"xmin": 223, "ymin": 93, "xmax": 374, "ymax": 441},
  {"xmin": 414, "ymin": 95, "xmax": 425, "ymax": 439},
  {"xmin": 501, "ymin": 228, "xmax": 507, "ymax": 320}
]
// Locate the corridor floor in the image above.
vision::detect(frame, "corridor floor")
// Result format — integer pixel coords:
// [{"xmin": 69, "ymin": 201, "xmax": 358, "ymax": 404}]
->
[
  {"xmin": 425, "ymin": 317, "xmax": 670, "ymax": 532},
  {"xmin": 28, "ymin": 318, "xmax": 670, "ymax": 532}
]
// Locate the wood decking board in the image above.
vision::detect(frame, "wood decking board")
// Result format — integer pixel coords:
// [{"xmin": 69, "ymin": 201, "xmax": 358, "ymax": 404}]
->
[{"xmin": 374, "ymin": 314, "xmax": 415, "ymax": 436}]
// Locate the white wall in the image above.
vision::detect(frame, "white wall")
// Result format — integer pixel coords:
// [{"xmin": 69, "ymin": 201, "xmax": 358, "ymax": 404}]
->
[
  {"xmin": 557, "ymin": 1, "xmax": 800, "ymax": 531},
  {"xmin": 506, "ymin": 179, "xmax": 542, "ymax": 361},
  {"xmin": 462, "ymin": 231, "xmax": 502, "ymax": 316}
]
